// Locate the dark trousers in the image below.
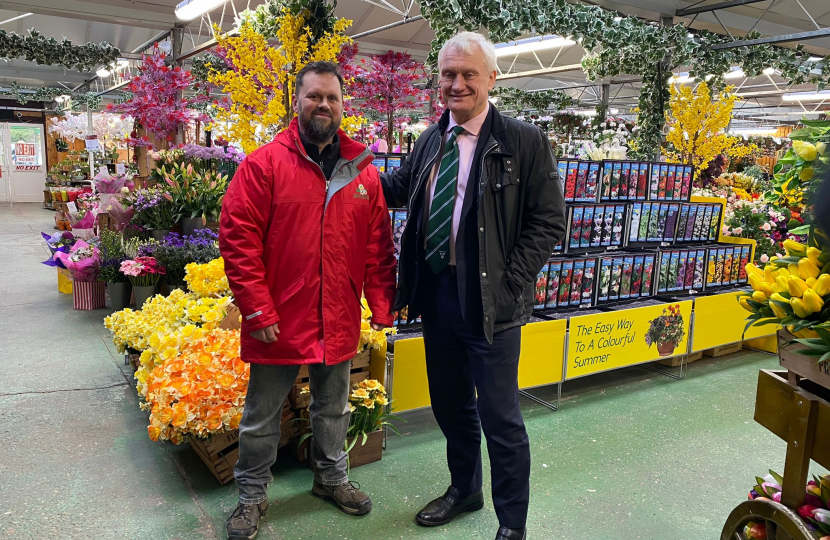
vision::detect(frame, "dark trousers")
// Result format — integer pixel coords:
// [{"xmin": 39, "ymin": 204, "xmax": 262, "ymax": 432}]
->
[{"xmin": 420, "ymin": 267, "xmax": 530, "ymax": 529}]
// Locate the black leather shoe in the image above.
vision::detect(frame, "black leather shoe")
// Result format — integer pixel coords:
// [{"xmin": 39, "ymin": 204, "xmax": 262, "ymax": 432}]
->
[
  {"xmin": 496, "ymin": 527, "xmax": 526, "ymax": 540},
  {"xmin": 415, "ymin": 486, "xmax": 484, "ymax": 527}
]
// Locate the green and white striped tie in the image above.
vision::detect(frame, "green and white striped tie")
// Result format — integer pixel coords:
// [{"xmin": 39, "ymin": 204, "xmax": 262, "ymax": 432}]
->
[{"xmin": 425, "ymin": 125, "xmax": 464, "ymax": 273}]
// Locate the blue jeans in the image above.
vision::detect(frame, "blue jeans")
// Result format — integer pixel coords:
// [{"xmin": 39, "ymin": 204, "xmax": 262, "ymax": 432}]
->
[{"xmin": 234, "ymin": 361, "xmax": 352, "ymax": 504}]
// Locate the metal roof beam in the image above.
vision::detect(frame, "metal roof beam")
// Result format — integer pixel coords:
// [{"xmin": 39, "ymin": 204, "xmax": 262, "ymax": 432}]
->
[
  {"xmin": 709, "ymin": 27, "xmax": 830, "ymax": 49},
  {"xmin": 0, "ymin": 0, "xmax": 175, "ymax": 30},
  {"xmin": 676, "ymin": 0, "xmax": 769, "ymax": 17}
]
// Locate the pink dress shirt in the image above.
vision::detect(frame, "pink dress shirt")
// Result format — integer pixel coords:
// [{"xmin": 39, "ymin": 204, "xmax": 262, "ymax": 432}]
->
[{"xmin": 425, "ymin": 103, "xmax": 490, "ymax": 265}]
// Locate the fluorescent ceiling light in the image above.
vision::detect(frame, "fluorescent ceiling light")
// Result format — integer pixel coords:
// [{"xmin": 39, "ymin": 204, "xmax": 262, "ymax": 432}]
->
[
  {"xmin": 613, "ymin": 16, "xmax": 622, "ymax": 22},
  {"xmin": 783, "ymin": 90, "xmax": 830, "ymax": 102},
  {"xmin": 568, "ymin": 109, "xmax": 597, "ymax": 117},
  {"xmin": 175, "ymin": 0, "xmax": 228, "ymax": 21},
  {"xmin": 494, "ymin": 35, "xmax": 576, "ymax": 57},
  {"xmin": 763, "ymin": 67, "xmax": 776, "ymax": 75},
  {"xmin": 808, "ymin": 56, "xmax": 822, "ymax": 62},
  {"xmin": 55, "ymin": 95, "xmax": 70, "ymax": 103},
  {"xmin": 730, "ymin": 128, "xmax": 779, "ymax": 135},
  {"xmin": 724, "ymin": 68, "xmax": 745, "ymax": 79},
  {"xmin": 0, "ymin": 12, "xmax": 32, "ymax": 26},
  {"xmin": 610, "ymin": 108, "xmax": 619, "ymax": 115},
  {"xmin": 96, "ymin": 67, "xmax": 110, "ymax": 78}
]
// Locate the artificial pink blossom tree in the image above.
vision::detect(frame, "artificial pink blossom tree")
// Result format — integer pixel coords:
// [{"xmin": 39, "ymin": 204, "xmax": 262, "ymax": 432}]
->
[{"xmin": 108, "ymin": 46, "xmax": 209, "ymax": 149}]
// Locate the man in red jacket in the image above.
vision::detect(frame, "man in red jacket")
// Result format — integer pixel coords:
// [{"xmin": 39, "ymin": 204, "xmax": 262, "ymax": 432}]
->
[{"xmin": 219, "ymin": 61, "xmax": 397, "ymax": 540}]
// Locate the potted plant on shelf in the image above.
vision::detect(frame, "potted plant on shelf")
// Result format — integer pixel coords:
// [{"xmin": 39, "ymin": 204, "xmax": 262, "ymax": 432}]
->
[
  {"xmin": 120, "ymin": 256, "xmax": 166, "ymax": 309},
  {"xmin": 98, "ymin": 230, "xmax": 131, "ymax": 310},
  {"xmin": 645, "ymin": 304, "xmax": 686, "ymax": 357}
]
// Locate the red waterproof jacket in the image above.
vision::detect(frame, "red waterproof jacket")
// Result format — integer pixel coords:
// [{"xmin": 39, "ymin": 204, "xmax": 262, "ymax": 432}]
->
[{"xmin": 219, "ymin": 118, "xmax": 397, "ymax": 365}]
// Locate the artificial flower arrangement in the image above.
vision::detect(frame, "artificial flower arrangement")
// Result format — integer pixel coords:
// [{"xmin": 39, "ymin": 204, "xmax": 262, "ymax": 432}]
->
[
  {"xmin": 766, "ymin": 121, "xmax": 829, "ymax": 211},
  {"xmin": 358, "ymin": 297, "xmax": 396, "ymax": 353},
  {"xmin": 645, "ymin": 304, "xmax": 686, "ymax": 355},
  {"xmin": 120, "ymin": 256, "xmax": 166, "ymax": 288},
  {"xmin": 53, "ymin": 240, "xmax": 101, "ymax": 282},
  {"xmin": 145, "ymin": 328, "xmax": 247, "ymax": 444},
  {"xmin": 745, "ymin": 470, "xmax": 830, "ymax": 539},
  {"xmin": 158, "ymin": 162, "xmax": 229, "ymax": 225}
]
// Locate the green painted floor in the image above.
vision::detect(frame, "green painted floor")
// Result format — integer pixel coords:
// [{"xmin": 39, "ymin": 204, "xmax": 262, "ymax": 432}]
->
[{"xmin": 1, "ymin": 202, "xmax": 825, "ymax": 540}]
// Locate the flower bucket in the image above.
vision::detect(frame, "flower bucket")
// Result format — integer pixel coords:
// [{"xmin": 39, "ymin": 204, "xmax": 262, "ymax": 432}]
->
[
  {"xmin": 108, "ymin": 281, "xmax": 132, "ymax": 310},
  {"xmin": 134, "ymin": 284, "xmax": 159, "ymax": 310},
  {"xmin": 180, "ymin": 216, "xmax": 204, "ymax": 238},
  {"xmin": 657, "ymin": 341, "xmax": 677, "ymax": 357},
  {"xmin": 151, "ymin": 229, "xmax": 169, "ymax": 242},
  {"xmin": 72, "ymin": 280, "xmax": 106, "ymax": 310}
]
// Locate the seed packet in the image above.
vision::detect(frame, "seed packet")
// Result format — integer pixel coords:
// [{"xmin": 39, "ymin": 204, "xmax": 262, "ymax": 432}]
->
[
  {"xmin": 546, "ymin": 262, "xmax": 561, "ymax": 308},
  {"xmin": 706, "ymin": 249, "xmax": 717, "ymax": 286},
  {"xmin": 610, "ymin": 162, "xmax": 623, "ymax": 200},
  {"xmin": 620, "ymin": 163, "xmax": 631, "ymax": 200},
  {"xmin": 709, "ymin": 206, "xmax": 722, "ymax": 240},
  {"xmin": 668, "ymin": 251, "xmax": 681, "ymax": 292},
  {"xmin": 582, "ymin": 259, "xmax": 596, "ymax": 305},
  {"xmin": 642, "ymin": 254, "xmax": 656, "ymax": 296},
  {"xmin": 591, "ymin": 206, "xmax": 604, "ymax": 247},
  {"xmin": 676, "ymin": 251, "xmax": 687, "ymax": 291},
  {"xmin": 701, "ymin": 206, "xmax": 714, "ymax": 241},
  {"xmin": 738, "ymin": 246, "xmax": 751, "ymax": 283},
  {"xmin": 601, "ymin": 206, "xmax": 614, "ymax": 246},
  {"xmin": 612, "ymin": 205, "xmax": 625, "ymax": 246},
  {"xmin": 627, "ymin": 163, "xmax": 638, "ymax": 199},
  {"xmin": 684, "ymin": 251, "xmax": 696, "ymax": 290},
  {"xmin": 559, "ymin": 261, "xmax": 574, "ymax": 306},
  {"xmin": 657, "ymin": 164, "xmax": 669, "ymax": 200},
  {"xmin": 598, "ymin": 258, "xmax": 612, "ymax": 302},
  {"xmin": 680, "ymin": 166, "xmax": 693, "ymax": 200},
  {"xmin": 565, "ymin": 161, "xmax": 579, "ymax": 201},
  {"xmin": 723, "ymin": 248, "xmax": 734, "ymax": 285},
  {"xmin": 586, "ymin": 162, "xmax": 600, "ymax": 202},
  {"xmin": 684, "ymin": 204, "xmax": 698, "ymax": 242},
  {"xmin": 658, "ymin": 251, "xmax": 672, "ymax": 293},
  {"xmin": 672, "ymin": 165, "xmax": 685, "ymax": 200},
  {"xmin": 631, "ymin": 255, "xmax": 645, "ymax": 299},
  {"xmin": 647, "ymin": 203, "xmax": 661, "ymax": 242},
  {"xmin": 558, "ymin": 161, "xmax": 568, "ymax": 197},
  {"xmin": 665, "ymin": 165, "xmax": 677, "ymax": 200},
  {"xmin": 601, "ymin": 163, "xmax": 613, "ymax": 200},
  {"xmin": 571, "ymin": 260, "xmax": 585, "ymax": 304},
  {"xmin": 714, "ymin": 248, "xmax": 726, "ymax": 285},
  {"xmin": 580, "ymin": 206, "xmax": 595, "ymax": 248},
  {"xmin": 664, "ymin": 204, "xmax": 679, "ymax": 242},
  {"xmin": 629, "ymin": 203, "xmax": 642, "ymax": 243},
  {"xmin": 654, "ymin": 204, "xmax": 669, "ymax": 242},
  {"xmin": 570, "ymin": 207, "xmax": 584, "ymax": 249},
  {"xmin": 609, "ymin": 257, "xmax": 623, "ymax": 300},
  {"xmin": 638, "ymin": 203, "xmax": 651, "ymax": 242},
  {"xmin": 393, "ymin": 210, "xmax": 408, "ymax": 260},
  {"xmin": 620, "ymin": 256, "xmax": 634, "ymax": 299},
  {"xmin": 695, "ymin": 249, "xmax": 707, "ymax": 289},
  {"xmin": 650, "ymin": 163, "xmax": 660, "ymax": 197},
  {"xmin": 676, "ymin": 205, "xmax": 689, "ymax": 241},
  {"xmin": 575, "ymin": 162, "xmax": 589, "ymax": 201},
  {"xmin": 535, "ymin": 263, "xmax": 549, "ymax": 309},
  {"xmin": 638, "ymin": 163, "xmax": 650, "ymax": 200}
]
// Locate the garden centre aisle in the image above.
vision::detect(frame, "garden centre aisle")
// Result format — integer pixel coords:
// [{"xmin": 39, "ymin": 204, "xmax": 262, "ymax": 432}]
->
[{"xmin": 1, "ymin": 203, "xmax": 823, "ymax": 540}]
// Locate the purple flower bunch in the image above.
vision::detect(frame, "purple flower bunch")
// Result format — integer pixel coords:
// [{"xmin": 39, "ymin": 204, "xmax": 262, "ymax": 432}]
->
[
  {"xmin": 138, "ymin": 228, "xmax": 220, "ymax": 285},
  {"xmin": 180, "ymin": 144, "xmax": 245, "ymax": 164},
  {"xmin": 131, "ymin": 188, "xmax": 166, "ymax": 212}
]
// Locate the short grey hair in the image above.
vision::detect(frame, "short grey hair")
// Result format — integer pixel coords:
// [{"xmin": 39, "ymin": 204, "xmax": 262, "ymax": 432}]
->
[{"xmin": 438, "ymin": 31, "xmax": 498, "ymax": 74}]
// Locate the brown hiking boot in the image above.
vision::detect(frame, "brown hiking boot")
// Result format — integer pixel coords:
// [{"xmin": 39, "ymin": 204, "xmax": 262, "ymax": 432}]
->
[
  {"xmin": 312, "ymin": 479, "xmax": 372, "ymax": 516},
  {"xmin": 226, "ymin": 501, "xmax": 268, "ymax": 540}
]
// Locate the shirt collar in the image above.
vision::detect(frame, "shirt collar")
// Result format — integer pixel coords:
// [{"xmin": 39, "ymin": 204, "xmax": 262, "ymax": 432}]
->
[
  {"xmin": 300, "ymin": 131, "xmax": 340, "ymax": 159},
  {"xmin": 448, "ymin": 102, "xmax": 489, "ymax": 137}
]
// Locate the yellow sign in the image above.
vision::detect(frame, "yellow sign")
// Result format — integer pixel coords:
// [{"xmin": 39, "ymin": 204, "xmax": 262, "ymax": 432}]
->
[
  {"xmin": 693, "ymin": 291, "xmax": 775, "ymax": 351},
  {"xmin": 567, "ymin": 301, "xmax": 693, "ymax": 379}
]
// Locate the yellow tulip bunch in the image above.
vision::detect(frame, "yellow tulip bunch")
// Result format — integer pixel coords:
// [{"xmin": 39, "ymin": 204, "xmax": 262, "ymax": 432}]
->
[{"xmin": 740, "ymin": 234, "xmax": 830, "ymax": 339}]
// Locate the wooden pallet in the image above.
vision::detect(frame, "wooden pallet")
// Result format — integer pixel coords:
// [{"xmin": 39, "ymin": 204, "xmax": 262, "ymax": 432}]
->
[{"xmin": 703, "ymin": 342, "xmax": 743, "ymax": 357}]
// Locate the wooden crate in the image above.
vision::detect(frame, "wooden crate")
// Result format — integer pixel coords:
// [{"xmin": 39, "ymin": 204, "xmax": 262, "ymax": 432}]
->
[
  {"xmin": 189, "ymin": 430, "xmax": 240, "ymax": 485},
  {"xmin": 703, "ymin": 342, "xmax": 743, "ymax": 357},
  {"xmin": 778, "ymin": 329, "xmax": 830, "ymax": 389},
  {"xmin": 289, "ymin": 351, "xmax": 372, "ymax": 409},
  {"xmin": 657, "ymin": 351, "xmax": 703, "ymax": 367}
]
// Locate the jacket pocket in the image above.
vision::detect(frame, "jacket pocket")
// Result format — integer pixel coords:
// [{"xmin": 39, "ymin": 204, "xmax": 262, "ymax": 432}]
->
[
  {"xmin": 277, "ymin": 277, "xmax": 305, "ymax": 307},
  {"xmin": 348, "ymin": 275, "xmax": 362, "ymax": 305},
  {"xmin": 494, "ymin": 270, "xmax": 525, "ymax": 323}
]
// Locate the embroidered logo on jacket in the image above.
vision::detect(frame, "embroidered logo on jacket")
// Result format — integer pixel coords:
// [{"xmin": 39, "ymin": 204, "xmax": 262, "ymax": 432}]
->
[{"xmin": 354, "ymin": 183, "xmax": 369, "ymax": 199}]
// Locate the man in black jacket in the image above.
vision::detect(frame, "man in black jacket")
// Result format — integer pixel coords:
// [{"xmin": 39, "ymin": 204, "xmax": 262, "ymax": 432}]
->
[{"xmin": 380, "ymin": 31, "xmax": 566, "ymax": 540}]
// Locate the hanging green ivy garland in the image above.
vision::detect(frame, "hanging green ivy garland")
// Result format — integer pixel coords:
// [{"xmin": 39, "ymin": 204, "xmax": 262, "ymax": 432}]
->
[
  {"xmin": 418, "ymin": 0, "xmax": 830, "ymax": 156},
  {"xmin": 491, "ymin": 86, "xmax": 578, "ymax": 114},
  {"xmin": 0, "ymin": 28, "xmax": 120, "ymax": 72}
]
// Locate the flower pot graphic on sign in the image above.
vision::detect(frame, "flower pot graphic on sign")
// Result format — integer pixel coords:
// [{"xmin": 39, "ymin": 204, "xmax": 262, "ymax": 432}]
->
[{"xmin": 645, "ymin": 304, "xmax": 686, "ymax": 357}]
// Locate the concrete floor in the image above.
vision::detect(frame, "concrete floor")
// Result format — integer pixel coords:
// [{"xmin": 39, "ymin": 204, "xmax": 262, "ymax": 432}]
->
[{"xmin": 0, "ymin": 201, "xmax": 824, "ymax": 540}]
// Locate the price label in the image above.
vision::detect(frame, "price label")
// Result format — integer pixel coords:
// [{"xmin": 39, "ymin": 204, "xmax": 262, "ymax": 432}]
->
[
  {"xmin": 67, "ymin": 201, "xmax": 78, "ymax": 213},
  {"xmin": 116, "ymin": 163, "xmax": 126, "ymax": 175},
  {"xmin": 85, "ymin": 136, "xmax": 101, "ymax": 152}
]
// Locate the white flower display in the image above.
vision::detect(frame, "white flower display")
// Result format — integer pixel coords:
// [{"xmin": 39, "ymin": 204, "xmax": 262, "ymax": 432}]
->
[{"xmin": 48, "ymin": 112, "xmax": 133, "ymax": 148}]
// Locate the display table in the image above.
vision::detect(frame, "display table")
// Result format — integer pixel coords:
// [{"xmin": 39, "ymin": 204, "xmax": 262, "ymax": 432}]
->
[{"xmin": 383, "ymin": 290, "xmax": 777, "ymax": 413}]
